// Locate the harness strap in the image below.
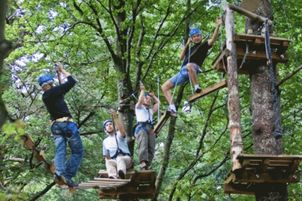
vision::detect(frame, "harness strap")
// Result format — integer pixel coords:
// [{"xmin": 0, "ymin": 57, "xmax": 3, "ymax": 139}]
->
[{"xmin": 52, "ymin": 117, "xmax": 73, "ymax": 124}]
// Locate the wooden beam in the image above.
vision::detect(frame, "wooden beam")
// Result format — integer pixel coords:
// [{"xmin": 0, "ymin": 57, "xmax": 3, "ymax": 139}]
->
[
  {"xmin": 21, "ymin": 134, "xmax": 55, "ymax": 174},
  {"xmin": 153, "ymin": 111, "xmax": 171, "ymax": 136},
  {"xmin": 188, "ymin": 80, "xmax": 227, "ymax": 103},
  {"xmin": 229, "ymin": 4, "xmax": 273, "ymax": 25}
]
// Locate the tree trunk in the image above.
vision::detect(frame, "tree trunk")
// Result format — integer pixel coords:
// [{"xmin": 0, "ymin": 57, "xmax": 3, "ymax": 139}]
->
[
  {"xmin": 153, "ymin": 85, "xmax": 185, "ymax": 201},
  {"xmin": 111, "ymin": 0, "xmax": 136, "ymax": 154},
  {"xmin": 224, "ymin": 5, "xmax": 243, "ymax": 171},
  {"xmin": 0, "ymin": 0, "xmax": 8, "ymax": 128},
  {"xmin": 248, "ymin": 0, "xmax": 287, "ymax": 200}
]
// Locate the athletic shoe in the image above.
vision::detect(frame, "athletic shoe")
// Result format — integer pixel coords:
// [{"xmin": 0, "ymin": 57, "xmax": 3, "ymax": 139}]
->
[
  {"xmin": 66, "ymin": 179, "xmax": 79, "ymax": 188},
  {"xmin": 194, "ymin": 85, "xmax": 202, "ymax": 93},
  {"xmin": 54, "ymin": 173, "xmax": 67, "ymax": 185},
  {"xmin": 168, "ymin": 105, "xmax": 177, "ymax": 117},
  {"xmin": 118, "ymin": 170, "xmax": 125, "ymax": 179}
]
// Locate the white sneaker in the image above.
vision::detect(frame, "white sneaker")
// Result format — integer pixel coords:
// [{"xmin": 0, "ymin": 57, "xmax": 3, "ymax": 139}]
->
[
  {"xmin": 182, "ymin": 101, "xmax": 192, "ymax": 113},
  {"xmin": 194, "ymin": 85, "xmax": 202, "ymax": 93},
  {"xmin": 168, "ymin": 105, "xmax": 177, "ymax": 117}
]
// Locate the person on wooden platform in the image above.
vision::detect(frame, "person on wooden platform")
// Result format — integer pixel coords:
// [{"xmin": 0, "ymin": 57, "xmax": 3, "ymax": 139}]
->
[
  {"xmin": 161, "ymin": 18, "xmax": 222, "ymax": 116},
  {"xmin": 38, "ymin": 62, "xmax": 83, "ymax": 188},
  {"xmin": 134, "ymin": 83, "xmax": 160, "ymax": 170},
  {"xmin": 102, "ymin": 111, "xmax": 132, "ymax": 179}
]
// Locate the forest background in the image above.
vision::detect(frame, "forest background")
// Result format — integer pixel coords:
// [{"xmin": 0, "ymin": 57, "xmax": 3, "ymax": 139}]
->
[{"xmin": 0, "ymin": 0, "xmax": 302, "ymax": 200}]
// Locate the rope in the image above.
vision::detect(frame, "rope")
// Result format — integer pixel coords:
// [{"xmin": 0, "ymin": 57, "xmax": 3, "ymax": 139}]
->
[
  {"xmin": 157, "ymin": 76, "xmax": 161, "ymax": 121},
  {"xmin": 238, "ymin": 43, "xmax": 249, "ymax": 70},
  {"xmin": 187, "ymin": 45, "xmax": 195, "ymax": 95},
  {"xmin": 264, "ymin": 19, "xmax": 282, "ymax": 139}
]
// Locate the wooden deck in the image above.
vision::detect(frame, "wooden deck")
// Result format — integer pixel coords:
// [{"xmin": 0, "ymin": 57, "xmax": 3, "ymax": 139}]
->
[
  {"xmin": 77, "ymin": 170, "xmax": 156, "ymax": 199},
  {"xmin": 224, "ymin": 154, "xmax": 302, "ymax": 195},
  {"xmin": 212, "ymin": 34, "xmax": 290, "ymax": 74}
]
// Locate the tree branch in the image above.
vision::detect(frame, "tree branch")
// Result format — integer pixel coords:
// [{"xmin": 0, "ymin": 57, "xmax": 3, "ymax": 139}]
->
[
  {"xmin": 277, "ymin": 65, "xmax": 302, "ymax": 86},
  {"xmin": 29, "ymin": 182, "xmax": 56, "ymax": 201}
]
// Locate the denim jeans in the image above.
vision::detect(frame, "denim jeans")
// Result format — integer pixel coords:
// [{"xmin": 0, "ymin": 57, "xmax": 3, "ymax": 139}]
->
[{"xmin": 51, "ymin": 121, "xmax": 84, "ymax": 181}]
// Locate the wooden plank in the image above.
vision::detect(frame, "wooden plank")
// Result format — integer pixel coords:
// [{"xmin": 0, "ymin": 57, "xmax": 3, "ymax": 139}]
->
[
  {"xmin": 188, "ymin": 80, "xmax": 227, "ymax": 103},
  {"xmin": 236, "ymin": 47, "xmax": 288, "ymax": 62},
  {"xmin": 234, "ymin": 34, "xmax": 291, "ymax": 45},
  {"xmin": 76, "ymin": 170, "xmax": 157, "ymax": 198},
  {"xmin": 153, "ymin": 111, "xmax": 171, "ymax": 136},
  {"xmin": 98, "ymin": 169, "xmax": 135, "ymax": 178},
  {"xmin": 237, "ymin": 154, "xmax": 302, "ymax": 160}
]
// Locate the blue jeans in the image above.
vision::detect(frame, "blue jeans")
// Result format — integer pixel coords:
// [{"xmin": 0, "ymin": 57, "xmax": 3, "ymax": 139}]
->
[{"xmin": 51, "ymin": 121, "xmax": 84, "ymax": 181}]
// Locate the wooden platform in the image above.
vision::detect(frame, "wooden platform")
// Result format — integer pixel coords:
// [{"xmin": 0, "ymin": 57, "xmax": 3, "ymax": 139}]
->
[
  {"xmin": 188, "ymin": 80, "xmax": 227, "ymax": 103},
  {"xmin": 212, "ymin": 34, "xmax": 290, "ymax": 74},
  {"xmin": 224, "ymin": 154, "xmax": 302, "ymax": 195},
  {"xmin": 76, "ymin": 170, "xmax": 156, "ymax": 199},
  {"xmin": 153, "ymin": 111, "xmax": 171, "ymax": 136}
]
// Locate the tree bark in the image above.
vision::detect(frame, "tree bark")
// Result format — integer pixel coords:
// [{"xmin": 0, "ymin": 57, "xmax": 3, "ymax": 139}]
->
[
  {"xmin": 248, "ymin": 0, "xmax": 287, "ymax": 200},
  {"xmin": 153, "ymin": 85, "xmax": 184, "ymax": 201},
  {"xmin": 0, "ymin": 0, "xmax": 9, "ymax": 128},
  {"xmin": 224, "ymin": 5, "xmax": 243, "ymax": 171}
]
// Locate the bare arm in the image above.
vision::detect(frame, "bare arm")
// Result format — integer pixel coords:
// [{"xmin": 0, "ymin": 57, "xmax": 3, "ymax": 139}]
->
[
  {"xmin": 111, "ymin": 111, "xmax": 126, "ymax": 137},
  {"xmin": 136, "ymin": 83, "xmax": 145, "ymax": 108},
  {"xmin": 179, "ymin": 38, "xmax": 191, "ymax": 60},
  {"xmin": 56, "ymin": 62, "xmax": 71, "ymax": 83},
  {"xmin": 149, "ymin": 92, "xmax": 160, "ymax": 113},
  {"xmin": 208, "ymin": 18, "xmax": 222, "ymax": 47}
]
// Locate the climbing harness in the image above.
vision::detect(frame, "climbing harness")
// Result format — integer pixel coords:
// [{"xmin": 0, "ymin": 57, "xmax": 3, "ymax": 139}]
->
[{"xmin": 109, "ymin": 115, "xmax": 131, "ymax": 159}]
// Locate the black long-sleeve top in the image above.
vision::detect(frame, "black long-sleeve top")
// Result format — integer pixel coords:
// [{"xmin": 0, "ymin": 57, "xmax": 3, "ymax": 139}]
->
[{"xmin": 42, "ymin": 76, "xmax": 76, "ymax": 121}]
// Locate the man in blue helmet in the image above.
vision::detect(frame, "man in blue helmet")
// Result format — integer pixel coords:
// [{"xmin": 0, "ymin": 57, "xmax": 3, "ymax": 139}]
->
[
  {"xmin": 134, "ymin": 83, "xmax": 160, "ymax": 170},
  {"xmin": 102, "ymin": 111, "xmax": 132, "ymax": 179},
  {"xmin": 38, "ymin": 62, "xmax": 83, "ymax": 188},
  {"xmin": 161, "ymin": 18, "xmax": 222, "ymax": 116}
]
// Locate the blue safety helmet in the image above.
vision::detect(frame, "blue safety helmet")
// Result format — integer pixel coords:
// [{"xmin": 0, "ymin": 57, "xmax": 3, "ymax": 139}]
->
[
  {"xmin": 38, "ymin": 74, "xmax": 54, "ymax": 87},
  {"xmin": 189, "ymin": 28, "xmax": 202, "ymax": 38},
  {"xmin": 103, "ymin": 119, "xmax": 113, "ymax": 132},
  {"xmin": 144, "ymin": 92, "xmax": 151, "ymax": 97}
]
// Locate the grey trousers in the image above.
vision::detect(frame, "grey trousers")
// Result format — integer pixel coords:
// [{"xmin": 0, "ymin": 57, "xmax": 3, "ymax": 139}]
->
[
  {"xmin": 136, "ymin": 126, "xmax": 155, "ymax": 165},
  {"xmin": 105, "ymin": 155, "xmax": 132, "ymax": 178}
]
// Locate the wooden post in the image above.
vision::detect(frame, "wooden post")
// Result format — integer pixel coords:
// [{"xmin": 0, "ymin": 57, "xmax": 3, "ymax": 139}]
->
[
  {"xmin": 229, "ymin": 4, "xmax": 272, "ymax": 25},
  {"xmin": 224, "ymin": 5, "xmax": 243, "ymax": 171}
]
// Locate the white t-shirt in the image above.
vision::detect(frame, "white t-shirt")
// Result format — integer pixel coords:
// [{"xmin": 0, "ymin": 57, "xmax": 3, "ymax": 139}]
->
[
  {"xmin": 135, "ymin": 105, "xmax": 153, "ymax": 122},
  {"xmin": 102, "ymin": 131, "xmax": 130, "ymax": 158}
]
